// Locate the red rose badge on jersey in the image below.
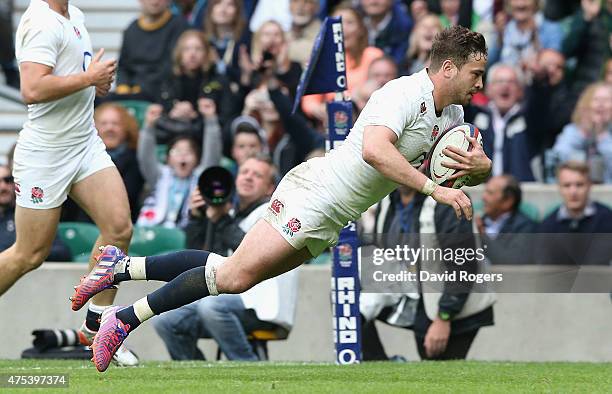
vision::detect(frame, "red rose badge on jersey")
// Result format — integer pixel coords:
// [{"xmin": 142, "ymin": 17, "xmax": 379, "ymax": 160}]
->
[
  {"xmin": 31, "ymin": 187, "xmax": 44, "ymax": 204},
  {"xmin": 283, "ymin": 218, "xmax": 302, "ymax": 237}
]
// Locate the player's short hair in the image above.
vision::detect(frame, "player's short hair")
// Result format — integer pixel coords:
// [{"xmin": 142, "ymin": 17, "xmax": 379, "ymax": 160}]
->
[
  {"xmin": 500, "ymin": 175, "xmax": 522, "ymax": 212},
  {"xmin": 429, "ymin": 26, "xmax": 487, "ymax": 71},
  {"xmin": 557, "ymin": 161, "xmax": 590, "ymax": 180}
]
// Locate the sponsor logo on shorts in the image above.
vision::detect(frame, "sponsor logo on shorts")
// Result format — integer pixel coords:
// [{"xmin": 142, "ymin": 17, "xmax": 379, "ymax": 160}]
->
[
  {"xmin": 14, "ymin": 182, "xmax": 20, "ymax": 196},
  {"xmin": 338, "ymin": 243, "xmax": 353, "ymax": 267},
  {"xmin": 269, "ymin": 199, "xmax": 284, "ymax": 216},
  {"xmin": 31, "ymin": 187, "xmax": 44, "ymax": 204},
  {"xmin": 431, "ymin": 125, "xmax": 439, "ymax": 141},
  {"xmin": 283, "ymin": 218, "xmax": 302, "ymax": 238}
]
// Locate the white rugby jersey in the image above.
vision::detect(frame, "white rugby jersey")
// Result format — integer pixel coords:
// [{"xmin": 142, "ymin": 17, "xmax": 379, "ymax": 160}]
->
[
  {"xmin": 15, "ymin": 0, "xmax": 96, "ymax": 148},
  {"xmin": 309, "ymin": 69, "xmax": 464, "ymax": 223}
]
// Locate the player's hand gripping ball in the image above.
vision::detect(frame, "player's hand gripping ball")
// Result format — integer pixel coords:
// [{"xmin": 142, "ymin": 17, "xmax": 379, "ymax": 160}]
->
[{"xmin": 425, "ymin": 123, "xmax": 483, "ymax": 189}]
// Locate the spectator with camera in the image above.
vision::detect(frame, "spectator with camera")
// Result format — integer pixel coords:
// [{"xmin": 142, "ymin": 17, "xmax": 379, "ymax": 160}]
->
[
  {"xmin": 136, "ymin": 103, "xmax": 222, "ymax": 229},
  {"xmin": 154, "ymin": 155, "xmax": 300, "ymax": 360},
  {"xmin": 240, "ymin": 20, "xmax": 303, "ymax": 98},
  {"xmin": 475, "ymin": 175, "xmax": 537, "ymax": 265},
  {"xmin": 115, "ymin": 0, "xmax": 187, "ymax": 102}
]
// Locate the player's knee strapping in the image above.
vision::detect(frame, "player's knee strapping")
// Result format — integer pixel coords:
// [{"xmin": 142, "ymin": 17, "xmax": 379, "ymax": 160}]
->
[{"xmin": 204, "ymin": 253, "xmax": 225, "ymax": 296}]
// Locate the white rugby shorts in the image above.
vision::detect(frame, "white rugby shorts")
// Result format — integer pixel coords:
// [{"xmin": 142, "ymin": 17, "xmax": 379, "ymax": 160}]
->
[
  {"xmin": 12, "ymin": 132, "xmax": 115, "ymax": 209},
  {"xmin": 263, "ymin": 160, "xmax": 346, "ymax": 257}
]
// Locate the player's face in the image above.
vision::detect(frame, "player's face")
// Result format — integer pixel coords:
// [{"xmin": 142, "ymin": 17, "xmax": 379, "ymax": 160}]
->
[
  {"xmin": 452, "ymin": 54, "xmax": 486, "ymax": 105},
  {"xmin": 232, "ymin": 132, "xmax": 263, "ymax": 166},
  {"xmin": 235, "ymin": 159, "xmax": 274, "ymax": 202},
  {"xmin": 96, "ymin": 108, "xmax": 127, "ymax": 150},
  {"xmin": 0, "ymin": 166, "xmax": 14, "ymax": 207},
  {"xmin": 180, "ymin": 35, "xmax": 206, "ymax": 73},
  {"xmin": 558, "ymin": 169, "xmax": 591, "ymax": 213},
  {"xmin": 168, "ymin": 140, "xmax": 198, "ymax": 178}
]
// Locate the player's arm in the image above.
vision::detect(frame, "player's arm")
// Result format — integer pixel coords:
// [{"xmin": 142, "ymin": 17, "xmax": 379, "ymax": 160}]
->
[
  {"xmin": 20, "ymin": 49, "xmax": 116, "ymax": 104},
  {"xmin": 362, "ymin": 125, "xmax": 473, "ymax": 220}
]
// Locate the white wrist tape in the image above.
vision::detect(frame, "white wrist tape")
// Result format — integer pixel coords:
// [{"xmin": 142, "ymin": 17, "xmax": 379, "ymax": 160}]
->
[{"xmin": 421, "ymin": 179, "xmax": 438, "ymax": 196}]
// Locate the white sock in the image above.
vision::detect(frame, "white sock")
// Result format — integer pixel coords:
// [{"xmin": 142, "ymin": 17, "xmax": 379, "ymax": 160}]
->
[
  {"xmin": 88, "ymin": 302, "xmax": 108, "ymax": 315},
  {"xmin": 133, "ymin": 297, "xmax": 155, "ymax": 323},
  {"xmin": 127, "ymin": 257, "xmax": 147, "ymax": 280}
]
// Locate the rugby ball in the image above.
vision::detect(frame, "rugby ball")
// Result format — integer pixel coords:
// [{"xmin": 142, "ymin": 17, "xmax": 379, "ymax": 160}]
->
[{"xmin": 425, "ymin": 123, "xmax": 482, "ymax": 189}]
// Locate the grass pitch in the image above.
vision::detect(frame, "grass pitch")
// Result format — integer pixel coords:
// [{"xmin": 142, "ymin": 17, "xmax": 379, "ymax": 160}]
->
[{"xmin": 0, "ymin": 360, "xmax": 610, "ymax": 393}]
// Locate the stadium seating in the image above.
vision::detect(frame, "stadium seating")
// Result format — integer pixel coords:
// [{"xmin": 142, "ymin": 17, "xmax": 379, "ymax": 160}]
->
[
  {"xmin": 129, "ymin": 226, "xmax": 186, "ymax": 256},
  {"xmin": 56, "ymin": 222, "xmax": 100, "ymax": 262}
]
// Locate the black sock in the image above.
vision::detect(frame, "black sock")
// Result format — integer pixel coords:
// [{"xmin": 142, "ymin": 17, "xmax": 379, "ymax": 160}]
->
[
  {"xmin": 85, "ymin": 309, "xmax": 101, "ymax": 332},
  {"xmin": 113, "ymin": 250, "xmax": 210, "ymax": 284},
  {"xmin": 146, "ymin": 250, "xmax": 210, "ymax": 281},
  {"xmin": 116, "ymin": 266, "xmax": 210, "ymax": 331}
]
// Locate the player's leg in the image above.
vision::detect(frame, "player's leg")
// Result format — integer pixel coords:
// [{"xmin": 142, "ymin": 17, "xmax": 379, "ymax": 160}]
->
[
  {"xmin": 0, "ymin": 206, "xmax": 61, "ymax": 295},
  {"xmin": 91, "ymin": 219, "xmax": 312, "ymax": 371},
  {"xmin": 70, "ymin": 166, "xmax": 133, "ymax": 302},
  {"xmin": 68, "ymin": 166, "xmax": 132, "ymax": 338}
]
